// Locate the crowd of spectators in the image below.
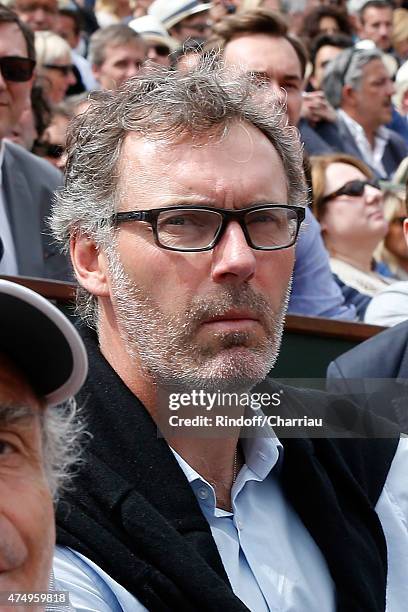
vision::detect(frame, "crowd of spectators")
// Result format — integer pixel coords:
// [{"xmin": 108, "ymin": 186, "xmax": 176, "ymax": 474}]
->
[
  {"xmin": 2, "ymin": 0, "xmax": 408, "ymax": 325},
  {"xmin": 3, "ymin": 1, "xmax": 408, "ymax": 609}
]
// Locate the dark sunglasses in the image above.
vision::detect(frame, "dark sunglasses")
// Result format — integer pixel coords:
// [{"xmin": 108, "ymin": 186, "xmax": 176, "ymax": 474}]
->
[
  {"xmin": 43, "ymin": 63, "xmax": 74, "ymax": 76},
  {"xmin": 152, "ymin": 44, "xmax": 170, "ymax": 57},
  {"xmin": 322, "ymin": 179, "xmax": 380, "ymax": 203},
  {"xmin": 0, "ymin": 56, "xmax": 35, "ymax": 82},
  {"xmin": 33, "ymin": 141, "xmax": 64, "ymax": 159}
]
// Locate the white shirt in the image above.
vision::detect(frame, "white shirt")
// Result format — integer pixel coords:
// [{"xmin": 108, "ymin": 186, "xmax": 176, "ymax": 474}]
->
[
  {"xmin": 338, "ymin": 108, "xmax": 389, "ymax": 178},
  {"xmin": 0, "ymin": 140, "xmax": 18, "ymax": 275},
  {"xmin": 364, "ymin": 280, "xmax": 408, "ymax": 326},
  {"xmin": 72, "ymin": 52, "xmax": 98, "ymax": 92},
  {"xmin": 54, "ymin": 436, "xmax": 408, "ymax": 611}
]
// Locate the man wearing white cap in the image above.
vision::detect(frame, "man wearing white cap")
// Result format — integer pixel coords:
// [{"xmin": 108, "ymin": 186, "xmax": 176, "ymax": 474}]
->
[
  {"xmin": 148, "ymin": 0, "xmax": 212, "ymax": 42},
  {"xmin": 0, "ymin": 279, "xmax": 87, "ymax": 608},
  {"xmin": 129, "ymin": 15, "xmax": 179, "ymax": 66}
]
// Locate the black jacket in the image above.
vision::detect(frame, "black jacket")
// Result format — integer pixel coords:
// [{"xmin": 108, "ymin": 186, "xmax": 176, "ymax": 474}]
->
[{"xmin": 57, "ymin": 327, "xmax": 400, "ymax": 612}]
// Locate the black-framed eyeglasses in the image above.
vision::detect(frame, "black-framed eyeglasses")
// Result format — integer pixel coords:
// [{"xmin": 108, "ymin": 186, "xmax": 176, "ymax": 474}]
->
[
  {"xmin": 43, "ymin": 63, "xmax": 74, "ymax": 76},
  {"xmin": 112, "ymin": 204, "xmax": 306, "ymax": 252},
  {"xmin": 0, "ymin": 56, "xmax": 35, "ymax": 82},
  {"xmin": 322, "ymin": 179, "xmax": 380, "ymax": 204},
  {"xmin": 32, "ymin": 141, "xmax": 64, "ymax": 159}
]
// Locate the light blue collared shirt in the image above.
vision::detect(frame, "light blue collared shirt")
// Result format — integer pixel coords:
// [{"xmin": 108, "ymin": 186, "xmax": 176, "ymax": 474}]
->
[{"xmin": 54, "ymin": 436, "xmax": 408, "ymax": 611}]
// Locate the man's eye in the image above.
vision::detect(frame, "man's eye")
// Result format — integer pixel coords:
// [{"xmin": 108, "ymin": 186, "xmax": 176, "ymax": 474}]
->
[
  {"xmin": 160, "ymin": 214, "xmax": 203, "ymax": 227},
  {"xmin": 283, "ymin": 83, "xmax": 299, "ymax": 91},
  {"xmin": 248, "ymin": 213, "xmax": 280, "ymax": 224},
  {"xmin": 0, "ymin": 440, "xmax": 16, "ymax": 456}
]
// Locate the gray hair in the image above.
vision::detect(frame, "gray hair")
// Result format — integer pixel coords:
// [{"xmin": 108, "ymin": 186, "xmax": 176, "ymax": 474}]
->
[
  {"xmin": 41, "ymin": 399, "xmax": 85, "ymax": 501},
  {"xmin": 88, "ymin": 24, "xmax": 143, "ymax": 67},
  {"xmin": 50, "ymin": 59, "xmax": 307, "ymax": 326},
  {"xmin": 323, "ymin": 46, "xmax": 383, "ymax": 108}
]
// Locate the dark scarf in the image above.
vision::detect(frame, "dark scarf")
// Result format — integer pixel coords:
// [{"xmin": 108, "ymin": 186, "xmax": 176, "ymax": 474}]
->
[{"xmin": 57, "ymin": 327, "xmax": 399, "ymax": 611}]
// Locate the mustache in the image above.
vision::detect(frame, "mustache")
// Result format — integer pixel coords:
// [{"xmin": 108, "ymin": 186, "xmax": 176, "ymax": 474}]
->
[{"xmin": 180, "ymin": 285, "xmax": 276, "ymax": 334}]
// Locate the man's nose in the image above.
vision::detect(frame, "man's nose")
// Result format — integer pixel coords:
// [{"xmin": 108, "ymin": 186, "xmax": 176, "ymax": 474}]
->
[
  {"xmin": 147, "ymin": 48, "xmax": 158, "ymax": 61},
  {"xmin": 67, "ymin": 69, "xmax": 76, "ymax": 86},
  {"xmin": 126, "ymin": 63, "xmax": 142, "ymax": 78},
  {"xmin": 268, "ymin": 80, "xmax": 286, "ymax": 104},
  {"xmin": 387, "ymin": 78, "xmax": 395, "ymax": 96},
  {"xmin": 211, "ymin": 221, "xmax": 256, "ymax": 284}
]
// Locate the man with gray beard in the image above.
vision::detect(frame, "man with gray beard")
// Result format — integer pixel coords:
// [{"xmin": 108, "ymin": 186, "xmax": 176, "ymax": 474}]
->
[{"xmin": 51, "ymin": 62, "xmax": 408, "ymax": 612}]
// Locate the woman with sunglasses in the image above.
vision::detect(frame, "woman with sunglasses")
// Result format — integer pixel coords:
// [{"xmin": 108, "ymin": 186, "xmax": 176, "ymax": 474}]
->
[
  {"xmin": 311, "ymin": 153, "xmax": 395, "ymax": 319},
  {"xmin": 34, "ymin": 31, "xmax": 76, "ymax": 105}
]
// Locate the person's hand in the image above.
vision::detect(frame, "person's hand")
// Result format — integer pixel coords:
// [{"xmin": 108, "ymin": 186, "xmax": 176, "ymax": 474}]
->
[{"xmin": 301, "ymin": 91, "xmax": 337, "ymax": 125}]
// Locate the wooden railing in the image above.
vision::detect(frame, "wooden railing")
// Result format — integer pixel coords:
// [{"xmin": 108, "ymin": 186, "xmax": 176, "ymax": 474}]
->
[{"xmin": 1, "ymin": 275, "xmax": 386, "ymax": 377}]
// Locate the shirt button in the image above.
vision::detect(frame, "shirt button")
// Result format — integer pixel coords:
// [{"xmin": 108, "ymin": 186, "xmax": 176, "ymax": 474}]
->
[{"xmin": 197, "ymin": 487, "xmax": 209, "ymax": 500}]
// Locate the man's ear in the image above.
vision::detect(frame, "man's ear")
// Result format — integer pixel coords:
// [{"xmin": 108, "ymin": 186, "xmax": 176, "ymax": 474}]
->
[
  {"xmin": 355, "ymin": 15, "xmax": 365, "ymax": 39},
  {"xmin": 342, "ymin": 83, "xmax": 356, "ymax": 107},
  {"xmin": 70, "ymin": 233, "xmax": 110, "ymax": 298},
  {"xmin": 91, "ymin": 63, "xmax": 101, "ymax": 84}
]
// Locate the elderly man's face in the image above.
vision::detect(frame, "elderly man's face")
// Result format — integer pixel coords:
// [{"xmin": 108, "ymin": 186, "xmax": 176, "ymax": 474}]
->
[
  {"xmin": 223, "ymin": 34, "xmax": 304, "ymax": 127},
  {"xmin": 92, "ymin": 121, "xmax": 294, "ymax": 389},
  {"xmin": 351, "ymin": 58, "xmax": 395, "ymax": 128},
  {"xmin": 0, "ymin": 355, "xmax": 54, "ymax": 596}
]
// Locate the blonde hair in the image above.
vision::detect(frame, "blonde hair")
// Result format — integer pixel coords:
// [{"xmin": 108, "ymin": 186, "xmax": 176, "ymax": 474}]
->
[
  {"xmin": 34, "ymin": 31, "xmax": 72, "ymax": 66},
  {"xmin": 374, "ymin": 190, "xmax": 407, "ymax": 276}
]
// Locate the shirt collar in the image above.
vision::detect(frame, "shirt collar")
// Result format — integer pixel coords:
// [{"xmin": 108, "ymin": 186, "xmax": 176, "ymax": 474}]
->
[
  {"xmin": 338, "ymin": 109, "xmax": 389, "ymax": 144},
  {"xmin": 171, "ymin": 428, "xmax": 283, "ymax": 487}
]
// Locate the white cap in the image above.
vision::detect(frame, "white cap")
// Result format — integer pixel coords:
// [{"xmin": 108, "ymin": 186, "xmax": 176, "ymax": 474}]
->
[
  {"xmin": 0, "ymin": 280, "xmax": 88, "ymax": 406},
  {"xmin": 128, "ymin": 15, "xmax": 179, "ymax": 51},
  {"xmin": 148, "ymin": 0, "xmax": 211, "ymax": 30}
]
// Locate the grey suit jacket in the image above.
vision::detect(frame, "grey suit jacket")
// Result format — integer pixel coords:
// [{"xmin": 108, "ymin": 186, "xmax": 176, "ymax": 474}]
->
[
  {"xmin": 327, "ymin": 321, "xmax": 408, "ymax": 432},
  {"xmin": 315, "ymin": 115, "xmax": 408, "ymax": 179},
  {"xmin": 2, "ymin": 140, "xmax": 72, "ymax": 280}
]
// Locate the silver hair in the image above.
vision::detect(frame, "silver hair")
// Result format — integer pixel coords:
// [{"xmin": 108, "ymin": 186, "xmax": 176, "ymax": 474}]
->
[
  {"xmin": 50, "ymin": 58, "xmax": 307, "ymax": 326},
  {"xmin": 323, "ymin": 47, "xmax": 383, "ymax": 108},
  {"xmin": 41, "ymin": 399, "xmax": 85, "ymax": 501}
]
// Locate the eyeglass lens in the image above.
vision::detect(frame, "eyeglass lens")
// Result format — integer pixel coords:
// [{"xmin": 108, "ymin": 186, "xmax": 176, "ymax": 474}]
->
[
  {"xmin": 154, "ymin": 45, "xmax": 170, "ymax": 56},
  {"xmin": 155, "ymin": 207, "xmax": 299, "ymax": 249},
  {"xmin": 338, "ymin": 179, "xmax": 379, "ymax": 197},
  {"xmin": 0, "ymin": 56, "xmax": 35, "ymax": 82},
  {"xmin": 43, "ymin": 64, "xmax": 74, "ymax": 76}
]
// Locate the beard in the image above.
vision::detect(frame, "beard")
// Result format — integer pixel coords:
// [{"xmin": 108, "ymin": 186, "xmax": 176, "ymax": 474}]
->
[{"xmin": 105, "ymin": 246, "xmax": 291, "ymax": 392}]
